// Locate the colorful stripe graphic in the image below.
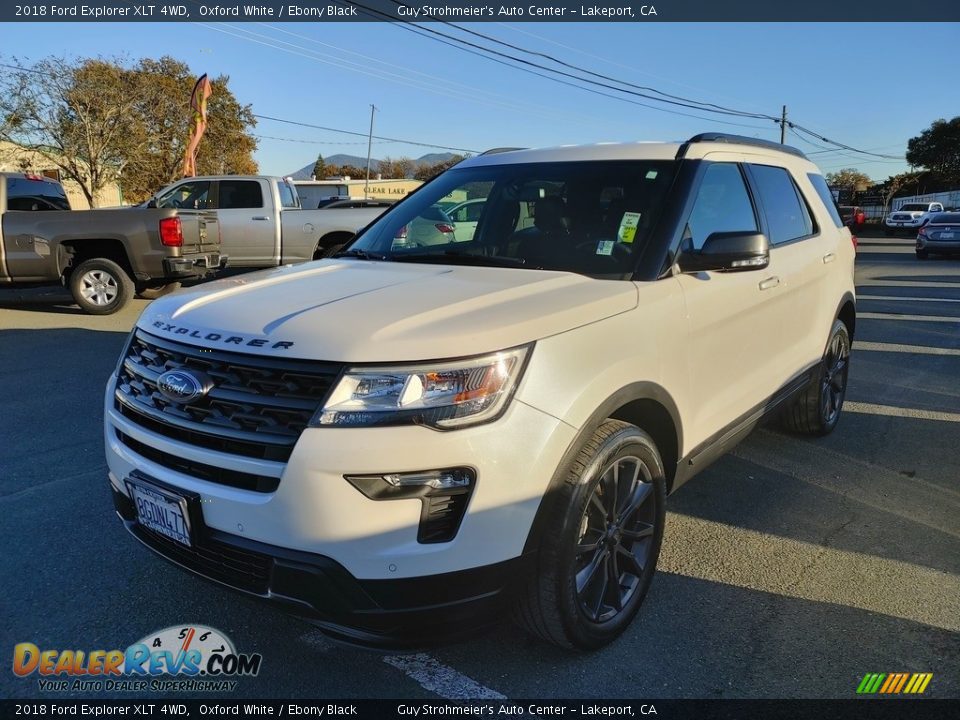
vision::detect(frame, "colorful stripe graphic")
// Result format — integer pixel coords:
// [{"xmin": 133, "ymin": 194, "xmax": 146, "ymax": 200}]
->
[{"xmin": 857, "ymin": 672, "xmax": 932, "ymax": 694}]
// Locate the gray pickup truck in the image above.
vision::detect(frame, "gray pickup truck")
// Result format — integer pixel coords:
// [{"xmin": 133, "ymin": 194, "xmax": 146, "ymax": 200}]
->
[
  {"xmin": 147, "ymin": 175, "xmax": 388, "ymax": 268},
  {"xmin": 0, "ymin": 173, "xmax": 222, "ymax": 314}
]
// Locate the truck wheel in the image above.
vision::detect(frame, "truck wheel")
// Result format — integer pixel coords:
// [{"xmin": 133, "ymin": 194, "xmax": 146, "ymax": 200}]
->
[
  {"xmin": 69, "ymin": 258, "xmax": 134, "ymax": 315},
  {"xmin": 781, "ymin": 320, "xmax": 850, "ymax": 436},
  {"xmin": 138, "ymin": 282, "xmax": 182, "ymax": 300},
  {"xmin": 515, "ymin": 420, "xmax": 666, "ymax": 650},
  {"xmin": 883, "ymin": 227, "xmax": 893, "ymax": 237}
]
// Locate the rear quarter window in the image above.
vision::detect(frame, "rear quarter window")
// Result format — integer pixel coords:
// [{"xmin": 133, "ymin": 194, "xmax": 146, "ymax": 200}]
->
[{"xmin": 807, "ymin": 174, "xmax": 844, "ymax": 228}]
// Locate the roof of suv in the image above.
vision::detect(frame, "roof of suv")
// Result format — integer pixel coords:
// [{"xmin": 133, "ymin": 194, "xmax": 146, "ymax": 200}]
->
[{"xmin": 460, "ymin": 134, "xmax": 813, "ymax": 169}]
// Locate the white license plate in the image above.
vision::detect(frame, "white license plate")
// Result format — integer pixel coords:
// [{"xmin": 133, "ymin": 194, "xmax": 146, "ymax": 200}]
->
[
  {"xmin": 129, "ymin": 481, "xmax": 191, "ymax": 547},
  {"xmin": 941, "ymin": 232, "xmax": 954, "ymax": 239}
]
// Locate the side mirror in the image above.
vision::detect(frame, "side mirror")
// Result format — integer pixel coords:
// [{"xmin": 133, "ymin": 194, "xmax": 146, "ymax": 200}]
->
[
  {"xmin": 679, "ymin": 231, "xmax": 770, "ymax": 272},
  {"xmin": 146, "ymin": 199, "xmax": 158, "ymax": 209}
]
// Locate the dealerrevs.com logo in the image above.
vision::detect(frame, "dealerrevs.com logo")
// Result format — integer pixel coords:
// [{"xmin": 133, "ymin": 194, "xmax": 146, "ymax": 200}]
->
[{"xmin": 13, "ymin": 625, "xmax": 262, "ymax": 693}]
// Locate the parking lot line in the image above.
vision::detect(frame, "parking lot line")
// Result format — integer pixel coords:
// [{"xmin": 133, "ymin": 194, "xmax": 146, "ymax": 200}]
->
[
  {"xmin": 844, "ymin": 401, "xmax": 960, "ymax": 423},
  {"xmin": 858, "ymin": 294, "xmax": 960, "ymax": 304},
  {"xmin": 858, "ymin": 312, "xmax": 960, "ymax": 323},
  {"xmin": 853, "ymin": 340, "xmax": 960, "ymax": 356},
  {"xmin": 382, "ymin": 653, "xmax": 507, "ymax": 700}
]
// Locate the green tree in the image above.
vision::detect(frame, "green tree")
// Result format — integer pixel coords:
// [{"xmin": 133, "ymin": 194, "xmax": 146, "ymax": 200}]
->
[
  {"xmin": 906, "ymin": 117, "xmax": 960, "ymax": 182},
  {"xmin": 0, "ymin": 55, "xmax": 258, "ymax": 206},
  {"xmin": 825, "ymin": 168, "xmax": 873, "ymax": 191},
  {"xmin": 312, "ymin": 153, "xmax": 326, "ymax": 180},
  {"xmin": 0, "ymin": 56, "xmax": 139, "ymax": 207},
  {"xmin": 413, "ymin": 154, "xmax": 468, "ymax": 181}
]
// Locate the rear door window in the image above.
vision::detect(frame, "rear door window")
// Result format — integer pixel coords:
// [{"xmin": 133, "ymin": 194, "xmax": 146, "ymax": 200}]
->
[
  {"xmin": 748, "ymin": 165, "xmax": 814, "ymax": 244},
  {"xmin": 217, "ymin": 180, "xmax": 264, "ymax": 209}
]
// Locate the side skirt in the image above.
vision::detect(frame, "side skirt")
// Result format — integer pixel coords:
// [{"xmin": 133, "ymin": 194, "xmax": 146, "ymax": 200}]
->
[{"xmin": 671, "ymin": 362, "xmax": 819, "ymax": 492}]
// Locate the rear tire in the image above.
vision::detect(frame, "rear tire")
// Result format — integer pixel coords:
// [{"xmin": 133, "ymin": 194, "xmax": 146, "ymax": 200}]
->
[
  {"xmin": 138, "ymin": 282, "xmax": 182, "ymax": 300},
  {"xmin": 69, "ymin": 258, "xmax": 134, "ymax": 315},
  {"xmin": 781, "ymin": 320, "xmax": 850, "ymax": 436},
  {"xmin": 916, "ymin": 249, "xmax": 929, "ymax": 259},
  {"xmin": 515, "ymin": 420, "xmax": 666, "ymax": 650}
]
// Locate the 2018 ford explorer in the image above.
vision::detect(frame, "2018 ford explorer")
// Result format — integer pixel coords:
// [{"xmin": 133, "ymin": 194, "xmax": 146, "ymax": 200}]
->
[{"xmin": 105, "ymin": 134, "xmax": 856, "ymax": 650}]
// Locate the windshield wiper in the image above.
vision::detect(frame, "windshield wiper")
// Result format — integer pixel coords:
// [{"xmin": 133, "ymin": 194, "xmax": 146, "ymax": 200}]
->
[
  {"xmin": 393, "ymin": 250, "xmax": 530, "ymax": 268},
  {"xmin": 332, "ymin": 249, "xmax": 387, "ymax": 261}
]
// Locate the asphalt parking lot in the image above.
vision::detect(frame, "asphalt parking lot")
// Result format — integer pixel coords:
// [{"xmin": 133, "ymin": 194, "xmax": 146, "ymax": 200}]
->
[{"xmin": 2, "ymin": 229, "xmax": 958, "ymax": 700}]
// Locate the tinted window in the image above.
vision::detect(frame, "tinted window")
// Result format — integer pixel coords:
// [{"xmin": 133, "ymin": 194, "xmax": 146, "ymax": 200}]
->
[
  {"xmin": 686, "ymin": 163, "xmax": 757, "ymax": 249},
  {"xmin": 157, "ymin": 181, "xmax": 212, "ymax": 209},
  {"xmin": 900, "ymin": 204, "xmax": 928, "ymax": 211},
  {"xmin": 218, "ymin": 180, "xmax": 263, "ymax": 209},
  {"xmin": 6, "ymin": 176, "xmax": 70, "ymax": 211},
  {"xmin": 807, "ymin": 173, "xmax": 844, "ymax": 228},
  {"xmin": 278, "ymin": 181, "xmax": 299, "ymax": 209},
  {"xmin": 749, "ymin": 165, "xmax": 813, "ymax": 244}
]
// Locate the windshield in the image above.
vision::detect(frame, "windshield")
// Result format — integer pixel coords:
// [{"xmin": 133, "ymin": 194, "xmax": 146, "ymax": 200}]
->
[
  {"xmin": 347, "ymin": 160, "xmax": 678, "ymax": 278},
  {"xmin": 899, "ymin": 204, "xmax": 928, "ymax": 212}
]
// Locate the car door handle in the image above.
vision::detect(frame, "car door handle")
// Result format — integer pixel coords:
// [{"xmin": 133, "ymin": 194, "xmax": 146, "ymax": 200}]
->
[
  {"xmin": 251, "ymin": 216, "xmax": 270, "ymax": 221},
  {"xmin": 759, "ymin": 276, "xmax": 780, "ymax": 291},
  {"xmin": 822, "ymin": 252, "xmax": 836, "ymax": 264}
]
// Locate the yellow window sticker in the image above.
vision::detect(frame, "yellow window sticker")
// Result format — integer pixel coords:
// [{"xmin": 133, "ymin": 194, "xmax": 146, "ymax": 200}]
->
[{"xmin": 618, "ymin": 212, "xmax": 642, "ymax": 244}]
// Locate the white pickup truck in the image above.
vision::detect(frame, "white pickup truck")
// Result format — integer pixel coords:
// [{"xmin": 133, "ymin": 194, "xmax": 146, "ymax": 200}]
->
[
  {"xmin": 884, "ymin": 201, "xmax": 945, "ymax": 236},
  {"xmin": 147, "ymin": 176, "xmax": 388, "ymax": 268}
]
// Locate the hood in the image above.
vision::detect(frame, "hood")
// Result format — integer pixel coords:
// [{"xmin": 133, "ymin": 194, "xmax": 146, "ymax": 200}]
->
[{"xmin": 140, "ymin": 260, "xmax": 638, "ymax": 362}]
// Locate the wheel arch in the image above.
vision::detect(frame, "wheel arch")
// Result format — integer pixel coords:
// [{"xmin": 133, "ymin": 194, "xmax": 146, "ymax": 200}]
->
[
  {"xmin": 522, "ymin": 382, "xmax": 682, "ymax": 554},
  {"xmin": 836, "ymin": 291, "xmax": 856, "ymax": 340},
  {"xmin": 59, "ymin": 238, "xmax": 134, "ymax": 280},
  {"xmin": 314, "ymin": 230, "xmax": 357, "ymax": 259}
]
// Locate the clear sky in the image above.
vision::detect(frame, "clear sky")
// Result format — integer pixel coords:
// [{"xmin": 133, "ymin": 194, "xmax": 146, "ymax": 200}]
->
[{"xmin": 3, "ymin": 20, "xmax": 958, "ymax": 181}]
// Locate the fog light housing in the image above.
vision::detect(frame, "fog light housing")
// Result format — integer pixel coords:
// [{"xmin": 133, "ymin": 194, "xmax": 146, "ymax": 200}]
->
[{"xmin": 345, "ymin": 467, "xmax": 476, "ymax": 544}]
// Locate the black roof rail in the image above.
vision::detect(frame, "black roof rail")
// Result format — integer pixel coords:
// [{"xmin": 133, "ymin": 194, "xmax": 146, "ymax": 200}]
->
[
  {"xmin": 481, "ymin": 147, "xmax": 527, "ymax": 155},
  {"xmin": 680, "ymin": 133, "xmax": 807, "ymax": 160}
]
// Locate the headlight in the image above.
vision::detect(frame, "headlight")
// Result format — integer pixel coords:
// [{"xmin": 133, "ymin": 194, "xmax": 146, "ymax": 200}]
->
[{"xmin": 312, "ymin": 345, "xmax": 531, "ymax": 430}]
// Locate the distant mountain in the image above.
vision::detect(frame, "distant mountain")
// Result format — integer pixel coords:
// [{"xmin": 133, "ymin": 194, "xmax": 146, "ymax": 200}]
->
[{"xmin": 288, "ymin": 152, "xmax": 457, "ymax": 180}]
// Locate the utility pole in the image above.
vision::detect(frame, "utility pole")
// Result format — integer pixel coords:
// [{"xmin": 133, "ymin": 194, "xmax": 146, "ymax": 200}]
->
[
  {"xmin": 780, "ymin": 105, "xmax": 787, "ymax": 144},
  {"xmin": 364, "ymin": 104, "xmax": 377, "ymax": 198}
]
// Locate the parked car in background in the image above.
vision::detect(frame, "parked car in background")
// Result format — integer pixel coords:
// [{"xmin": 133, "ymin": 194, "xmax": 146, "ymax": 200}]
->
[
  {"xmin": 1, "ymin": 172, "xmax": 221, "ymax": 314},
  {"xmin": 147, "ymin": 176, "xmax": 388, "ymax": 267},
  {"xmin": 884, "ymin": 201, "xmax": 944, "ymax": 235},
  {"xmin": 393, "ymin": 204, "xmax": 457, "ymax": 247},
  {"xmin": 448, "ymin": 198, "xmax": 486, "ymax": 242},
  {"xmin": 838, "ymin": 205, "xmax": 865, "ymax": 230},
  {"xmin": 916, "ymin": 212, "xmax": 960, "ymax": 259}
]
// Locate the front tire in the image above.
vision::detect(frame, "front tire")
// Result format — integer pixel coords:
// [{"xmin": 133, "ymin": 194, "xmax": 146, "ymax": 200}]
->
[
  {"xmin": 782, "ymin": 320, "xmax": 850, "ymax": 436},
  {"xmin": 516, "ymin": 420, "xmax": 666, "ymax": 650},
  {"xmin": 69, "ymin": 258, "xmax": 134, "ymax": 315}
]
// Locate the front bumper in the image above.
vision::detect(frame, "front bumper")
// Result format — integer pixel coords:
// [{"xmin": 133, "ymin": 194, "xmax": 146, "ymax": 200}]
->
[
  {"xmin": 112, "ymin": 485, "xmax": 530, "ymax": 647},
  {"xmin": 885, "ymin": 218, "xmax": 923, "ymax": 228}
]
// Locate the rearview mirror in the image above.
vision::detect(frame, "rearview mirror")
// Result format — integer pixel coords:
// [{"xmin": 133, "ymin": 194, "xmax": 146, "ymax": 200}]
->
[{"xmin": 679, "ymin": 231, "xmax": 769, "ymax": 272}]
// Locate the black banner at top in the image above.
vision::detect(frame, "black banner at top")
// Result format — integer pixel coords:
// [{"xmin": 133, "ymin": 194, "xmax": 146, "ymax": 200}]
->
[{"xmin": 2, "ymin": 0, "xmax": 959, "ymax": 23}]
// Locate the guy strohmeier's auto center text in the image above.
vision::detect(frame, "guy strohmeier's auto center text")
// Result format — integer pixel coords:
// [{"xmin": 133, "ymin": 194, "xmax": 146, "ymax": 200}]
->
[{"xmin": 13, "ymin": 3, "xmax": 654, "ymax": 19}]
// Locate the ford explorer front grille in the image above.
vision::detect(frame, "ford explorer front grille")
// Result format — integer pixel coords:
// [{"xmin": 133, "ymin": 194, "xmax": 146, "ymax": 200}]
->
[{"xmin": 114, "ymin": 329, "xmax": 342, "ymax": 470}]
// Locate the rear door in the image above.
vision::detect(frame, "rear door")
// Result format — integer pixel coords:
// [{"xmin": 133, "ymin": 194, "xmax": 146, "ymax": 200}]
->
[
  {"xmin": 2, "ymin": 175, "xmax": 72, "ymax": 281},
  {"xmin": 213, "ymin": 179, "xmax": 278, "ymax": 267},
  {"xmin": 744, "ymin": 163, "xmax": 829, "ymax": 377}
]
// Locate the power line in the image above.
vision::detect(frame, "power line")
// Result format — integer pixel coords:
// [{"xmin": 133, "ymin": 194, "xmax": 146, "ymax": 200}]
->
[{"xmin": 253, "ymin": 114, "xmax": 478, "ymax": 153}]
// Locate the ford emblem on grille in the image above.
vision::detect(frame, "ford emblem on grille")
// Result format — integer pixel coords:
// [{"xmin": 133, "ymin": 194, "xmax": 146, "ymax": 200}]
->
[{"xmin": 156, "ymin": 370, "xmax": 209, "ymax": 404}]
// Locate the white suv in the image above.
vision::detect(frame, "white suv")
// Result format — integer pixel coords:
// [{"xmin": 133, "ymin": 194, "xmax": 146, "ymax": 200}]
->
[{"xmin": 105, "ymin": 134, "xmax": 856, "ymax": 650}]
